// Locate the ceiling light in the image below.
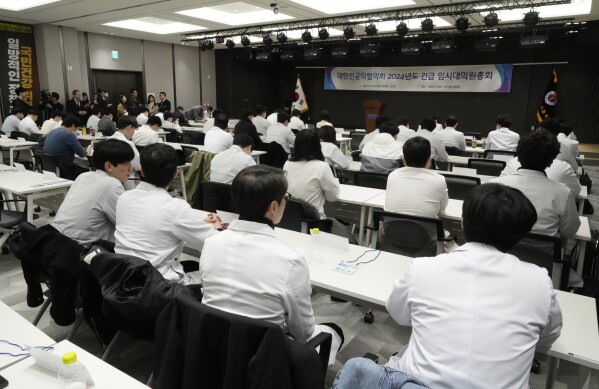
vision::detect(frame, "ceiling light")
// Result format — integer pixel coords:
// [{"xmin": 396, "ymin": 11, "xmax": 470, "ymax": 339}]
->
[
  {"xmin": 256, "ymin": 51, "xmax": 273, "ymax": 62},
  {"xmin": 280, "ymin": 50, "xmax": 299, "ymax": 61},
  {"xmin": 225, "ymin": 39, "xmax": 236, "ymax": 49},
  {"xmin": 484, "ymin": 12, "xmax": 499, "ymax": 27},
  {"xmin": 365, "ymin": 23, "xmax": 378, "ymax": 36},
  {"xmin": 396, "ymin": 22, "xmax": 409, "ymax": 36},
  {"xmin": 318, "ymin": 28, "xmax": 330, "ymax": 40},
  {"xmin": 104, "ymin": 17, "xmax": 206, "ymax": 35},
  {"xmin": 343, "ymin": 27, "xmax": 355, "ymax": 39},
  {"xmin": 177, "ymin": 3, "xmax": 293, "ymax": 26},
  {"xmin": 455, "ymin": 16, "xmax": 469, "ymax": 32},
  {"xmin": 302, "ymin": 30, "xmax": 313, "ymax": 43},
  {"xmin": 421, "ymin": 18, "xmax": 434, "ymax": 32},
  {"xmin": 287, "ymin": 0, "xmax": 413, "ymax": 15},
  {"xmin": 215, "ymin": 37, "xmax": 225, "ymax": 44},
  {"xmin": 523, "ymin": 11, "xmax": 540, "ymax": 27},
  {"xmin": 487, "ymin": 0, "xmax": 590, "ymax": 23},
  {"xmin": 263, "ymin": 34, "xmax": 273, "ymax": 45},
  {"xmin": 0, "ymin": 0, "xmax": 60, "ymax": 11},
  {"xmin": 566, "ymin": 30, "xmax": 578, "ymax": 34},
  {"xmin": 277, "ymin": 32, "xmax": 288, "ymax": 43},
  {"xmin": 205, "ymin": 40, "xmax": 214, "ymax": 50},
  {"xmin": 520, "ymin": 34, "xmax": 548, "ymax": 47},
  {"xmin": 241, "ymin": 36, "xmax": 251, "ymax": 47}
]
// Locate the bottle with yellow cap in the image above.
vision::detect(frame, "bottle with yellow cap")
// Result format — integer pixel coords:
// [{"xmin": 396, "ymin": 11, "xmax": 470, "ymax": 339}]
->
[
  {"xmin": 57, "ymin": 351, "xmax": 86, "ymax": 388},
  {"xmin": 309, "ymin": 228, "xmax": 323, "ymax": 266}
]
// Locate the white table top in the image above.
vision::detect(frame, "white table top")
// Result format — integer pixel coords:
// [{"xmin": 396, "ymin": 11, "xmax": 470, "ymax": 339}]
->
[
  {"xmin": 0, "ymin": 301, "xmax": 55, "ymax": 370},
  {"xmin": 447, "ymin": 155, "xmax": 470, "ymax": 166},
  {"xmin": 187, "ymin": 121, "xmax": 205, "ymax": 127},
  {"xmin": 0, "ymin": 169, "xmax": 72, "ymax": 195},
  {"xmin": 76, "ymin": 134, "xmax": 107, "ymax": 141},
  {"xmin": 180, "ymin": 126, "xmax": 204, "ymax": 133},
  {"xmin": 0, "ymin": 340, "xmax": 150, "ymax": 388},
  {"xmin": 464, "ymin": 147, "xmax": 485, "ymax": 154},
  {"xmin": 163, "ymin": 142, "xmax": 266, "ymax": 157},
  {"xmin": 0, "ymin": 139, "xmax": 38, "ymax": 148},
  {"xmin": 337, "ymin": 184, "xmax": 384, "ymax": 206}
]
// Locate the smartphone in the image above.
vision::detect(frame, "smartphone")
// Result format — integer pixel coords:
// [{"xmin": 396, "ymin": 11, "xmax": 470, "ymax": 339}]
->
[{"xmin": 0, "ymin": 374, "xmax": 8, "ymax": 389}]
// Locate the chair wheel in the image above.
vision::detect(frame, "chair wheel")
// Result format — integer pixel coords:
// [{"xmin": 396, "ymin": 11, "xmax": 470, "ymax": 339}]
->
[
  {"xmin": 530, "ymin": 359, "xmax": 540, "ymax": 374},
  {"xmin": 364, "ymin": 311, "xmax": 374, "ymax": 324},
  {"xmin": 34, "ymin": 206, "xmax": 41, "ymax": 212},
  {"xmin": 49, "ymin": 210, "xmax": 56, "ymax": 217}
]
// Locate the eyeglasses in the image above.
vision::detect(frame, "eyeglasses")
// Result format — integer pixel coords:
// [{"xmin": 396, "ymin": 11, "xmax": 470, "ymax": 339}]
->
[{"xmin": 284, "ymin": 192, "xmax": 292, "ymax": 201}]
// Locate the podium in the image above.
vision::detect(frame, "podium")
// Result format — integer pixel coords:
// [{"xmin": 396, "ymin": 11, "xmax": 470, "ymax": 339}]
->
[{"xmin": 362, "ymin": 100, "xmax": 384, "ymax": 133}]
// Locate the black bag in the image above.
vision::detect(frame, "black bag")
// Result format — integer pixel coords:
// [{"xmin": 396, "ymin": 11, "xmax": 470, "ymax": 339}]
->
[
  {"xmin": 584, "ymin": 199, "xmax": 595, "ymax": 215},
  {"xmin": 580, "ymin": 171, "xmax": 592, "ymax": 192},
  {"xmin": 6, "ymin": 222, "xmax": 37, "ymax": 258}
]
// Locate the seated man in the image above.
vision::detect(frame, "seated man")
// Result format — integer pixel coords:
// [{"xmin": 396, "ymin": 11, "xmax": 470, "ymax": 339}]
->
[
  {"xmin": 436, "ymin": 115, "xmax": 466, "ymax": 152},
  {"xmin": 538, "ymin": 118, "xmax": 578, "ymax": 172},
  {"xmin": 43, "ymin": 115, "xmax": 90, "ymax": 168},
  {"xmin": 136, "ymin": 107, "xmax": 149, "ymax": 126},
  {"xmin": 334, "ymin": 183, "xmax": 562, "ymax": 389},
  {"xmin": 234, "ymin": 109, "xmax": 263, "ymax": 147},
  {"xmin": 161, "ymin": 112, "xmax": 182, "ymax": 133},
  {"xmin": 486, "ymin": 113, "xmax": 519, "ymax": 151},
  {"xmin": 1, "ymin": 108, "xmax": 24, "ymax": 137},
  {"xmin": 40, "ymin": 110, "xmax": 62, "ymax": 135},
  {"xmin": 490, "ymin": 130, "xmax": 580, "ymax": 238},
  {"xmin": 396, "ymin": 116, "xmax": 415, "ymax": 143},
  {"xmin": 202, "ymin": 109, "xmax": 223, "ymax": 132},
  {"xmin": 114, "ymin": 143, "xmax": 220, "ymax": 284},
  {"xmin": 289, "ymin": 108, "xmax": 305, "ymax": 131},
  {"xmin": 51, "ymin": 139, "xmax": 133, "ymax": 245},
  {"xmin": 132, "ymin": 115, "xmax": 161, "ymax": 146},
  {"xmin": 204, "ymin": 113, "xmax": 233, "ymax": 153},
  {"xmin": 385, "ymin": 137, "xmax": 448, "ymax": 218},
  {"xmin": 200, "ymin": 165, "xmax": 343, "ymax": 364},
  {"xmin": 18, "ymin": 108, "xmax": 41, "ymax": 136},
  {"xmin": 251, "ymin": 105, "xmax": 271, "ymax": 137},
  {"xmin": 558, "ymin": 122, "xmax": 579, "ymax": 157},
  {"xmin": 416, "ymin": 118, "xmax": 448, "ymax": 163},
  {"xmin": 97, "ymin": 107, "xmax": 117, "ymax": 136},
  {"xmin": 361, "ymin": 121, "xmax": 403, "ymax": 174},
  {"xmin": 315, "ymin": 109, "xmax": 333, "ymax": 128},
  {"xmin": 86, "ymin": 106, "xmax": 102, "ymax": 129},
  {"xmin": 265, "ymin": 112, "xmax": 295, "ymax": 154},
  {"xmin": 172, "ymin": 106, "xmax": 189, "ymax": 127},
  {"xmin": 210, "ymin": 134, "xmax": 256, "ymax": 184},
  {"xmin": 359, "ymin": 115, "xmax": 390, "ymax": 151}
]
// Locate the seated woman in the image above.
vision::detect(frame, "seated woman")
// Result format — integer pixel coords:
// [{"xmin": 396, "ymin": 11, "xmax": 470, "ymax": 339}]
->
[{"xmin": 318, "ymin": 125, "xmax": 350, "ymax": 170}]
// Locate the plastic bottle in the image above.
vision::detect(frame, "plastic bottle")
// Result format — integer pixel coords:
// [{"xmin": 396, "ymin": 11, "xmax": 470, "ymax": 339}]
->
[
  {"xmin": 471, "ymin": 136, "xmax": 477, "ymax": 148},
  {"xmin": 57, "ymin": 352, "xmax": 86, "ymax": 389},
  {"xmin": 309, "ymin": 228, "xmax": 322, "ymax": 266}
]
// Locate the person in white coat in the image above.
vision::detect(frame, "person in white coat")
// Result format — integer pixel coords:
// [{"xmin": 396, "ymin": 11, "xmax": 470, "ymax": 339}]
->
[
  {"xmin": 18, "ymin": 109, "xmax": 40, "ymax": 136},
  {"xmin": 110, "ymin": 115, "xmax": 141, "ymax": 189},
  {"xmin": 289, "ymin": 109, "xmax": 305, "ymax": 131},
  {"xmin": 210, "ymin": 134, "xmax": 256, "ymax": 184},
  {"xmin": 486, "ymin": 113, "xmax": 520, "ymax": 152},
  {"xmin": 358, "ymin": 116, "xmax": 390, "ymax": 151},
  {"xmin": 319, "ymin": 125, "xmax": 350, "ymax": 170},
  {"xmin": 132, "ymin": 115, "xmax": 160, "ymax": 146},
  {"xmin": 361, "ymin": 121, "xmax": 404, "ymax": 174},
  {"xmin": 436, "ymin": 115, "xmax": 466, "ymax": 151},
  {"xmin": 396, "ymin": 116, "xmax": 416, "ymax": 143},
  {"xmin": 265, "ymin": 112, "xmax": 295, "ymax": 154},
  {"xmin": 416, "ymin": 118, "xmax": 448, "ymax": 163},
  {"xmin": 252, "ymin": 105, "xmax": 271, "ymax": 138},
  {"xmin": 204, "ymin": 113, "xmax": 233, "ymax": 153},
  {"xmin": 501, "ymin": 157, "xmax": 581, "ymax": 197},
  {"xmin": 333, "ymin": 183, "xmax": 562, "ymax": 389}
]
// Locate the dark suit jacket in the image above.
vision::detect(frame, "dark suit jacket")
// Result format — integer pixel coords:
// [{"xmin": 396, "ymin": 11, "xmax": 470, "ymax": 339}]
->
[
  {"xmin": 66, "ymin": 98, "xmax": 87, "ymax": 121},
  {"xmin": 158, "ymin": 99, "xmax": 171, "ymax": 112},
  {"xmin": 12, "ymin": 97, "xmax": 32, "ymax": 114},
  {"xmin": 234, "ymin": 118, "xmax": 263, "ymax": 147},
  {"xmin": 173, "ymin": 111, "xmax": 189, "ymax": 126}
]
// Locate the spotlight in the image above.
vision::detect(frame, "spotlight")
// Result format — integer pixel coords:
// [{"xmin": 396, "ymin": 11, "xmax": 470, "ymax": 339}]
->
[
  {"xmin": 200, "ymin": 41, "xmax": 207, "ymax": 51},
  {"xmin": 318, "ymin": 28, "xmax": 329, "ymax": 40},
  {"xmin": 396, "ymin": 22, "xmax": 408, "ymax": 36},
  {"xmin": 431, "ymin": 40, "xmax": 454, "ymax": 53},
  {"xmin": 215, "ymin": 36, "xmax": 224, "ymax": 44},
  {"xmin": 455, "ymin": 16, "xmax": 469, "ymax": 32},
  {"xmin": 365, "ymin": 23, "xmax": 378, "ymax": 36},
  {"xmin": 301, "ymin": 30, "xmax": 312, "ymax": 43},
  {"xmin": 277, "ymin": 32, "xmax": 287, "ymax": 43},
  {"xmin": 484, "ymin": 12, "xmax": 499, "ymax": 27},
  {"xmin": 225, "ymin": 39, "xmax": 235, "ymax": 49},
  {"xmin": 343, "ymin": 26, "xmax": 355, "ymax": 39},
  {"xmin": 474, "ymin": 39, "xmax": 499, "ymax": 52},
  {"xmin": 421, "ymin": 18, "xmax": 434, "ymax": 32},
  {"xmin": 280, "ymin": 50, "xmax": 299, "ymax": 61},
  {"xmin": 256, "ymin": 51, "xmax": 273, "ymax": 62},
  {"xmin": 523, "ymin": 11, "xmax": 539, "ymax": 27},
  {"xmin": 205, "ymin": 40, "xmax": 214, "ymax": 50},
  {"xmin": 241, "ymin": 36, "xmax": 251, "ymax": 47},
  {"xmin": 263, "ymin": 34, "xmax": 273, "ymax": 45},
  {"xmin": 520, "ymin": 34, "xmax": 547, "ymax": 48}
]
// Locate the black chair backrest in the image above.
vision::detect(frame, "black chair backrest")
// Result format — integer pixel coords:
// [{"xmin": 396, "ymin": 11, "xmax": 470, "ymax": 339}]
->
[
  {"xmin": 372, "ymin": 210, "xmax": 444, "ymax": 257},
  {"xmin": 445, "ymin": 146, "xmax": 465, "ymax": 156},
  {"xmin": 180, "ymin": 133, "xmax": 193, "ymax": 144},
  {"xmin": 180, "ymin": 146, "xmax": 199, "ymax": 162},
  {"xmin": 467, "ymin": 158, "xmax": 506, "ymax": 176},
  {"xmin": 278, "ymin": 198, "xmax": 332, "ymax": 234},
  {"xmin": 508, "ymin": 233, "xmax": 563, "ymax": 287},
  {"xmin": 441, "ymin": 174, "xmax": 481, "ymax": 200},
  {"xmin": 483, "ymin": 150, "xmax": 517, "ymax": 160},
  {"xmin": 355, "ymin": 172, "xmax": 388, "ymax": 189},
  {"xmin": 192, "ymin": 181, "xmax": 233, "ymax": 213},
  {"xmin": 10, "ymin": 131, "xmax": 30, "ymax": 141},
  {"xmin": 38, "ymin": 154, "xmax": 61, "ymax": 177},
  {"xmin": 463, "ymin": 132, "xmax": 482, "ymax": 139},
  {"xmin": 189, "ymin": 131, "xmax": 205, "ymax": 145},
  {"xmin": 349, "ymin": 132, "xmax": 366, "ymax": 150}
]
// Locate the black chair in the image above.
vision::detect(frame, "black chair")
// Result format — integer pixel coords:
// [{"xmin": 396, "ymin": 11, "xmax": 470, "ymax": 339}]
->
[
  {"xmin": 9, "ymin": 130, "xmax": 30, "ymax": 141},
  {"xmin": 445, "ymin": 146, "xmax": 465, "ymax": 156},
  {"xmin": 441, "ymin": 174, "xmax": 481, "ymax": 200},
  {"xmin": 279, "ymin": 198, "xmax": 332, "ymax": 234},
  {"xmin": 467, "ymin": 158, "xmax": 506, "ymax": 176},
  {"xmin": 349, "ymin": 132, "xmax": 366, "ymax": 151},
  {"xmin": 191, "ymin": 181, "xmax": 234, "ymax": 213},
  {"xmin": 355, "ymin": 172, "xmax": 388, "ymax": 190},
  {"xmin": 0, "ymin": 198, "xmax": 27, "ymax": 252},
  {"xmin": 180, "ymin": 145, "xmax": 199, "ymax": 163},
  {"xmin": 38, "ymin": 154, "xmax": 62, "ymax": 176},
  {"xmin": 86, "ymin": 156, "xmax": 96, "ymax": 171},
  {"xmin": 463, "ymin": 132, "xmax": 482, "ymax": 147},
  {"xmin": 368, "ymin": 210, "xmax": 455, "ymax": 257},
  {"xmin": 483, "ymin": 150, "xmax": 516, "ymax": 161}
]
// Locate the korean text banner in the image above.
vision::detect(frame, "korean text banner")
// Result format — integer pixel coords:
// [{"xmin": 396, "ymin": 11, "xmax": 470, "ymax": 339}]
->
[
  {"xmin": 324, "ymin": 64, "xmax": 513, "ymax": 93},
  {"xmin": 0, "ymin": 21, "xmax": 39, "ymax": 117}
]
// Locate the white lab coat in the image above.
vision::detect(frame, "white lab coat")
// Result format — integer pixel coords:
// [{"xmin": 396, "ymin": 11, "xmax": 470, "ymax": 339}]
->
[
  {"xmin": 265, "ymin": 123, "xmax": 295, "ymax": 153},
  {"xmin": 204, "ymin": 128, "xmax": 233, "ymax": 153},
  {"xmin": 486, "ymin": 127, "xmax": 520, "ymax": 152},
  {"xmin": 132, "ymin": 125, "xmax": 159, "ymax": 146},
  {"xmin": 436, "ymin": 126, "xmax": 467, "ymax": 150},
  {"xmin": 415, "ymin": 129, "xmax": 448, "ymax": 162},
  {"xmin": 501, "ymin": 157, "xmax": 581, "ymax": 197},
  {"xmin": 210, "ymin": 145, "xmax": 256, "ymax": 184},
  {"xmin": 321, "ymin": 141, "xmax": 350, "ymax": 169},
  {"xmin": 284, "ymin": 159, "xmax": 340, "ymax": 218},
  {"xmin": 385, "ymin": 167, "xmax": 449, "ymax": 218}
]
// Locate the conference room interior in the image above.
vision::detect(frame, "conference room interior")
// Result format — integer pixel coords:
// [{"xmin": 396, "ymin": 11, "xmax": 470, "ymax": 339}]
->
[{"xmin": 2, "ymin": 0, "xmax": 599, "ymax": 388}]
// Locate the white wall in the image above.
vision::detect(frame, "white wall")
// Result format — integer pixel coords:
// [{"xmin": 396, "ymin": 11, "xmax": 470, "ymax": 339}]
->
[
  {"xmin": 174, "ymin": 45, "xmax": 201, "ymax": 110},
  {"xmin": 34, "ymin": 24, "xmax": 65, "ymax": 103},
  {"xmin": 143, "ymin": 40, "xmax": 174, "ymax": 106},
  {"xmin": 200, "ymin": 50, "xmax": 217, "ymax": 108},
  {"xmin": 88, "ymin": 34, "xmax": 142, "ymax": 71}
]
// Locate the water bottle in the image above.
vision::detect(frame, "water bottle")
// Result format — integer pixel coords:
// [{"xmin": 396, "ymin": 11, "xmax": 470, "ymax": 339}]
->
[
  {"xmin": 309, "ymin": 228, "xmax": 323, "ymax": 266},
  {"xmin": 472, "ymin": 136, "xmax": 478, "ymax": 148},
  {"xmin": 57, "ymin": 352, "xmax": 86, "ymax": 389}
]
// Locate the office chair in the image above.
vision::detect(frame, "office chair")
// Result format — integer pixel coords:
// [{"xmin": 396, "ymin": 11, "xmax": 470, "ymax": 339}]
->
[
  {"xmin": 0, "ymin": 198, "xmax": 27, "ymax": 253},
  {"xmin": 445, "ymin": 146, "xmax": 465, "ymax": 156},
  {"xmin": 467, "ymin": 158, "xmax": 506, "ymax": 176},
  {"xmin": 9, "ymin": 130, "xmax": 30, "ymax": 141},
  {"xmin": 483, "ymin": 149, "xmax": 516, "ymax": 161},
  {"xmin": 355, "ymin": 171, "xmax": 388, "ymax": 189},
  {"xmin": 180, "ymin": 145, "xmax": 199, "ymax": 162},
  {"xmin": 279, "ymin": 198, "xmax": 332, "ymax": 234},
  {"xmin": 349, "ymin": 132, "xmax": 366, "ymax": 151},
  {"xmin": 440, "ymin": 174, "xmax": 481, "ymax": 200},
  {"xmin": 191, "ymin": 181, "xmax": 234, "ymax": 213}
]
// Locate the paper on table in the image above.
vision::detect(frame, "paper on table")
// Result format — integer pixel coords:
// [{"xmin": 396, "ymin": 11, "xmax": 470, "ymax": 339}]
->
[
  {"xmin": 13, "ymin": 162, "xmax": 27, "ymax": 172},
  {"xmin": 42, "ymin": 170, "xmax": 57, "ymax": 178},
  {"xmin": 216, "ymin": 210, "xmax": 239, "ymax": 224}
]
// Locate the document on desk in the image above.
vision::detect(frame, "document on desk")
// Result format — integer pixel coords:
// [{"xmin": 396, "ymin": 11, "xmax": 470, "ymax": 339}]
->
[{"xmin": 216, "ymin": 210, "xmax": 239, "ymax": 224}]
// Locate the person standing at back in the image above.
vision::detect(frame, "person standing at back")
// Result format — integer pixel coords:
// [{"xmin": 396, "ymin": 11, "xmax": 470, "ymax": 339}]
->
[
  {"xmin": 66, "ymin": 90, "xmax": 88, "ymax": 123},
  {"xmin": 486, "ymin": 113, "xmax": 519, "ymax": 152},
  {"xmin": 12, "ymin": 87, "xmax": 32, "ymax": 114}
]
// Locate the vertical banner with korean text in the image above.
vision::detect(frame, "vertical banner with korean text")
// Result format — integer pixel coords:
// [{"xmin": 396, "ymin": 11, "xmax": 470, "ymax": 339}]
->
[{"xmin": 0, "ymin": 21, "xmax": 39, "ymax": 119}]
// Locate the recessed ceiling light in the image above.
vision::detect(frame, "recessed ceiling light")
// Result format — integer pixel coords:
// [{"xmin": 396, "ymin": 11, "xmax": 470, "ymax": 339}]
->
[
  {"xmin": 478, "ymin": 0, "xmax": 590, "ymax": 21},
  {"xmin": 288, "ymin": 0, "xmax": 413, "ymax": 14},
  {"xmin": 0, "ymin": 0, "xmax": 60, "ymax": 11},
  {"xmin": 103, "ymin": 17, "xmax": 206, "ymax": 35},
  {"xmin": 176, "ymin": 2, "xmax": 293, "ymax": 26}
]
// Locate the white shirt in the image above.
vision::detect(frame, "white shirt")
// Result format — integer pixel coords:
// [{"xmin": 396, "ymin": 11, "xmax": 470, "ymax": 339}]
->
[
  {"xmin": 252, "ymin": 116, "xmax": 271, "ymax": 137},
  {"xmin": 361, "ymin": 133, "xmax": 404, "ymax": 174},
  {"xmin": 436, "ymin": 126, "xmax": 466, "ymax": 150},
  {"xmin": 40, "ymin": 119, "xmax": 60, "ymax": 135},
  {"xmin": 200, "ymin": 220, "xmax": 315, "ymax": 342},
  {"xmin": 284, "ymin": 159, "xmax": 340, "ymax": 218},
  {"xmin": 486, "ymin": 127, "xmax": 520, "ymax": 151},
  {"xmin": 204, "ymin": 127, "xmax": 233, "ymax": 153},
  {"xmin": 266, "ymin": 112, "xmax": 278, "ymax": 125},
  {"xmin": 321, "ymin": 141, "xmax": 350, "ymax": 169},
  {"xmin": 203, "ymin": 118, "xmax": 215, "ymax": 132},
  {"xmin": 114, "ymin": 182, "xmax": 218, "ymax": 283},
  {"xmin": 415, "ymin": 129, "xmax": 449, "ymax": 162},
  {"xmin": 289, "ymin": 116, "xmax": 305, "ymax": 131},
  {"xmin": 501, "ymin": 157, "xmax": 581, "ymax": 197},
  {"xmin": 557, "ymin": 133, "xmax": 579, "ymax": 157},
  {"xmin": 397, "ymin": 125, "xmax": 416, "ymax": 143},
  {"xmin": 136, "ymin": 113, "xmax": 148, "ymax": 126},
  {"xmin": 385, "ymin": 167, "xmax": 448, "ymax": 218},
  {"xmin": 155, "ymin": 112, "xmax": 164, "ymax": 122},
  {"xmin": 110, "ymin": 131, "xmax": 141, "ymax": 172},
  {"xmin": 52, "ymin": 170, "xmax": 124, "ymax": 245},
  {"xmin": 316, "ymin": 120, "xmax": 333, "ymax": 129},
  {"xmin": 489, "ymin": 169, "xmax": 580, "ymax": 237},
  {"xmin": 210, "ymin": 145, "xmax": 256, "ymax": 184},
  {"xmin": 18, "ymin": 116, "xmax": 40, "ymax": 135},
  {"xmin": 132, "ymin": 125, "xmax": 159, "ymax": 146},
  {"xmin": 86, "ymin": 115, "xmax": 100, "ymax": 129},
  {"xmin": 265, "ymin": 123, "xmax": 295, "ymax": 153},
  {"xmin": 386, "ymin": 242, "xmax": 562, "ymax": 389},
  {"xmin": 161, "ymin": 120, "xmax": 182, "ymax": 133},
  {"xmin": 1, "ymin": 115, "xmax": 20, "ymax": 136},
  {"xmin": 359, "ymin": 129, "xmax": 379, "ymax": 151},
  {"xmin": 432, "ymin": 122, "xmax": 444, "ymax": 133}
]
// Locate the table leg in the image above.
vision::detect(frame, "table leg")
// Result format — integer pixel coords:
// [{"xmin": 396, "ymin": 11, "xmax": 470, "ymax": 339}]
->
[
  {"xmin": 358, "ymin": 205, "xmax": 366, "ymax": 246},
  {"xmin": 545, "ymin": 356, "xmax": 558, "ymax": 389},
  {"xmin": 9, "ymin": 149, "xmax": 14, "ymax": 166},
  {"xmin": 576, "ymin": 239, "xmax": 587, "ymax": 276},
  {"xmin": 27, "ymin": 197, "xmax": 34, "ymax": 222},
  {"xmin": 365, "ymin": 206, "xmax": 374, "ymax": 247},
  {"xmin": 578, "ymin": 198, "xmax": 584, "ymax": 215},
  {"xmin": 180, "ymin": 171, "xmax": 187, "ymax": 201},
  {"xmin": 578, "ymin": 366, "xmax": 591, "ymax": 389}
]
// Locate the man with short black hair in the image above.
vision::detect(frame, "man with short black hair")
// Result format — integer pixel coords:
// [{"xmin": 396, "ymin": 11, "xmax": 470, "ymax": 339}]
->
[
  {"xmin": 98, "ymin": 107, "xmax": 117, "ymax": 136},
  {"xmin": 265, "ymin": 112, "xmax": 295, "ymax": 153},
  {"xmin": 396, "ymin": 115, "xmax": 415, "ymax": 143},
  {"xmin": 416, "ymin": 118, "xmax": 448, "ymax": 163},
  {"xmin": 126, "ymin": 88, "xmax": 143, "ymax": 116},
  {"xmin": 204, "ymin": 113, "xmax": 233, "ymax": 153},
  {"xmin": 361, "ymin": 121, "xmax": 403, "ymax": 174},
  {"xmin": 316, "ymin": 110, "xmax": 333, "ymax": 128},
  {"xmin": 110, "ymin": 115, "xmax": 141, "ymax": 188},
  {"xmin": 200, "ymin": 165, "xmax": 344, "ymax": 364},
  {"xmin": 66, "ymin": 89, "xmax": 87, "ymax": 122},
  {"xmin": 86, "ymin": 106, "xmax": 102, "ymax": 129},
  {"xmin": 40, "ymin": 110, "xmax": 63, "ymax": 135},
  {"xmin": 52, "ymin": 139, "xmax": 134, "ymax": 244},
  {"xmin": 158, "ymin": 91, "xmax": 171, "ymax": 112},
  {"xmin": 162, "ymin": 112, "xmax": 182, "ymax": 133},
  {"xmin": 359, "ymin": 115, "xmax": 390, "ymax": 151},
  {"xmin": 385, "ymin": 136, "xmax": 448, "ymax": 217},
  {"xmin": 114, "ymin": 143, "xmax": 221, "ymax": 284},
  {"xmin": 490, "ymin": 129, "xmax": 580, "ymax": 238},
  {"xmin": 289, "ymin": 108, "xmax": 305, "ymax": 131},
  {"xmin": 486, "ymin": 113, "xmax": 519, "ymax": 151},
  {"xmin": 210, "ymin": 134, "xmax": 256, "ymax": 184},
  {"xmin": 133, "ymin": 115, "xmax": 161, "ymax": 146},
  {"xmin": 1, "ymin": 108, "xmax": 24, "ymax": 137},
  {"xmin": 538, "ymin": 118, "xmax": 578, "ymax": 171},
  {"xmin": 172, "ymin": 106, "xmax": 189, "ymax": 127},
  {"xmin": 18, "ymin": 108, "xmax": 40, "ymax": 136},
  {"xmin": 136, "ymin": 107, "xmax": 150, "ymax": 126},
  {"xmin": 12, "ymin": 86, "xmax": 32, "ymax": 114},
  {"xmin": 44, "ymin": 115, "xmax": 91, "ymax": 178},
  {"xmin": 437, "ymin": 115, "xmax": 466, "ymax": 151},
  {"xmin": 202, "ymin": 109, "xmax": 223, "ymax": 132},
  {"xmin": 334, "ymin": 183, "xmax": 561, "ymax": 389},
  {"xmin": 252, "ymin": 104, "xmax": 271, "ymax": 136},
  {"xmin": 234, "ymin": 109, "xmax": 263, "ymax": 147}
]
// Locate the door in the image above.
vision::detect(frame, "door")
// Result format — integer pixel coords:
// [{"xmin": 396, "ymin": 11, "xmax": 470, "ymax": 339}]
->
[{"xmin": 92, "ymin": 70, "xmax": 144, "ymax": 106}]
